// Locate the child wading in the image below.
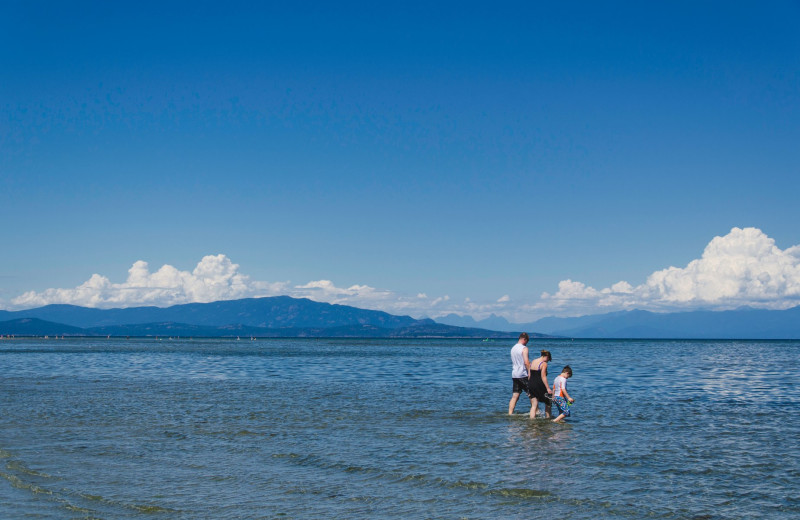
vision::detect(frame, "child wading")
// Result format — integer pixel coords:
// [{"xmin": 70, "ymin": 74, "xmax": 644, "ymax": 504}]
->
[{"xmin": 552, "ymin": 365, "xmax": 574, "ymax": 423}]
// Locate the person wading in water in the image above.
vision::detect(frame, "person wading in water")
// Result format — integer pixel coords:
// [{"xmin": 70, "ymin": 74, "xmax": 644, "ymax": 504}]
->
[
  {"xmin": 508, "ymin": 333, "xmax": 535, "ymax": 415},
  {"xmin": 528, "ymin": 349, "xmax": 552, "ymax": 418}
]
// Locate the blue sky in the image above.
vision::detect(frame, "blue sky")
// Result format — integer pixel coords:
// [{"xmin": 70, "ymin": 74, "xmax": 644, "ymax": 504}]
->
[{"xmin": 2, "ymin": 1, "xmax": 799, "ymax": 320}]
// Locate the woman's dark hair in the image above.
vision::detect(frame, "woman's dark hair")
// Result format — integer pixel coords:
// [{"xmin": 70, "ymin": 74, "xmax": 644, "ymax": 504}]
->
[{"xmin": 540, "ymin": 350, "xmax": 552, "ymax": 361}]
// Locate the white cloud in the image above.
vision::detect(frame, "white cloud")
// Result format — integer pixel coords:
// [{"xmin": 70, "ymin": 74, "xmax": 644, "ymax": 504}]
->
[
  {"xmin": 9, "ymin": 227, "xmax": 799, "ymax": 321},
  {"xmin": 293, "ymin": 279, "xmax": 395, "ymax": 305},
  {"xmin": 289, "ymin": 280, "xmax": 457, "ymax": 316},
  {"xmin": 12, "ymin": 255, "xmax": 289, "ymax": 309},
  {"xmin": 9, "ymin": 257, "xmax": 454, "ymax": 318},
  {"xmin": 430, "ymin": 295, "xmax": 450, "ymax": 306},
  {"xmin": 542, "ymin": 280, "xmax": 600, "ymax": 300},
  {"xmin": 426, "ymin": 295, "xmax": 517, "ymax": 321},
  {"xmin": 539, "ymin": 227, "xmax": 800, "ymax": 315}
]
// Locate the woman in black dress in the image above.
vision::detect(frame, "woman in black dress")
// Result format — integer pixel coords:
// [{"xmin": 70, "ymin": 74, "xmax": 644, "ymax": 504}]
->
[{"xmin": 528, "ymin": 349, "xmax": 552, "ymax": 418}]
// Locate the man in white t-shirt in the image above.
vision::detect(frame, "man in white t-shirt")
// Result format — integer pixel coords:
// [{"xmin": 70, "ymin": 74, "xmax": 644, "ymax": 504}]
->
[{"xmin": 508, "ymin": 332, "xmax": 534, "ymax": 415}]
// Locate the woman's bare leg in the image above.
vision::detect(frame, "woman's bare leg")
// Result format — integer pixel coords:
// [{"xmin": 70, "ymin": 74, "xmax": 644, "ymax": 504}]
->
[{"xmin": 529, "ymin": 397, "xmax": 539, "ymax": 418}]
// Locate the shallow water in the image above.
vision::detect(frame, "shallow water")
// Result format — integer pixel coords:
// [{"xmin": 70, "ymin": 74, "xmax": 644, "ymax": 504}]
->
[{"xmin": 1, "ymin": 338, "xmax": 798, "ymax": 519}]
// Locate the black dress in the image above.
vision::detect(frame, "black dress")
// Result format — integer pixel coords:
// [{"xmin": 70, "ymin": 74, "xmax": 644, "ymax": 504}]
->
[{"xmin": 528, "ymin": 361, "xmax": 550, "ymax": 402}]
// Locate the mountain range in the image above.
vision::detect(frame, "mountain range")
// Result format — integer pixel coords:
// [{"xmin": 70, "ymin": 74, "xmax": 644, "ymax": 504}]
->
[
  {"xmin": 4, "ymin": 296, "xmax": 798, "ymax": 339},
  {"xmin": 435, "ymin": 305, "xmax": 800, "ymax": 339},
  {"xmin": 0, "ymin": 297, "xmax": 528, "ymax": 338}
]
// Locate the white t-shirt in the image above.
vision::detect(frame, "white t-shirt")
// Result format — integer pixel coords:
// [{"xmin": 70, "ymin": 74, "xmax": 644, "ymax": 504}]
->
[
  {"xmin": 510, "ymin": 343, "xmax": 528, "ymax": 378},
  {"xmin": 553, "ymin": 374, "xmax": 568, "ymax": 397}
]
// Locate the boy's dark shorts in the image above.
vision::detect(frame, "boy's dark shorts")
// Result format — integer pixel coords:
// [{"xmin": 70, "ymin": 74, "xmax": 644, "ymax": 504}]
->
[{"xmin": 512, "ymin": 377, "xmax": 531, "ymax": 397}]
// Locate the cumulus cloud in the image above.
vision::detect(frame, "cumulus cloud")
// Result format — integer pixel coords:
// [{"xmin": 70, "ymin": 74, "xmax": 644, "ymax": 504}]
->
[
  {"xmin": 294, "ymin": 279, "xmax": 395, "ymax": 305},
  {"xmin": 428, "ymin": 294, "xmax": 514, "ymax": 321},
  {"xmin": 10, "ymin": 227, "xmax": 799, "ymax": 321},
  {"xmin": 9, "ymin": 255, "xmax": 455, "ymax": 317},
  {"xmin": 540, "ymin": 227, "xmax": 800, "ymax": 315},
  {"xmin": 12, "ymin": 255, "xmax": 289, "ymax": 309},
  {"xmin": 291, "ymin": 280, "xmax": 458, "ymax": 316}
]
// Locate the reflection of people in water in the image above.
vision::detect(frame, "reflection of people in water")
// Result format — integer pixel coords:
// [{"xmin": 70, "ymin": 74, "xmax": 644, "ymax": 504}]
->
[
  {"xmin": 528, "ymin": 350, "xmax": 552, "ymax": 418},
  {"xmin": 508, "ymin": 333, "xmax": 534, "ymax": 415}
]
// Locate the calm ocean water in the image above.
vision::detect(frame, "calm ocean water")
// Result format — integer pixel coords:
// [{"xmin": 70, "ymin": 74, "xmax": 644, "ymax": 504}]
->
[{"xmin": 1, "ymin": 337, "xmax": 798, "ymax": 519}]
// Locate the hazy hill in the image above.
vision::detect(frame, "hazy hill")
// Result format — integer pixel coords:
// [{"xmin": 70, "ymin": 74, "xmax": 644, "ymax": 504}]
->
[
  {"xmin": 0, "ymin": 318, "xmax": 85, "ymax": 336},
  {"xmin": 0, "ymin": 297, "xmax": 530, "ymax": 338},
  {"xmin": 435, "ymin": 313, "xmax": 516, "ymax": 331},
  {"xmin": 0, "ymin": 296, "xmax": 418, "ymax": 329},
  {"xmin": 436, "ymin": 306, "xmax": 800, "ymax": 339},
  {"xmin": 79, "ymin": 320, "xmax": 519, "ymax": 338},
  {"xmin": 543, "ymin": 307, "xmax": 800, "ymax": 339}
]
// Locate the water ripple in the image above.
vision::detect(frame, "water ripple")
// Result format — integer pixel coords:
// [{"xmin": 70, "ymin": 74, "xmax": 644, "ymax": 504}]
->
[{"xmin": 1, "ymin": 338, "xmax": 798, "ymax": 519}]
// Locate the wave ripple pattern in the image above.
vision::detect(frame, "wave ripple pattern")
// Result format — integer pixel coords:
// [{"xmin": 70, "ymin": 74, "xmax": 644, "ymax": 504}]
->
[{"xmin": 1, "ymin": 338, "xmax": 798, "ymax": 519}]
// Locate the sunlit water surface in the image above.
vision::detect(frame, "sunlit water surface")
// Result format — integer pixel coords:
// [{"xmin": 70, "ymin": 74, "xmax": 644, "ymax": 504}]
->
[{"xmin": 1, "ymin": 338, "xmax": 798, "ymax": 519}]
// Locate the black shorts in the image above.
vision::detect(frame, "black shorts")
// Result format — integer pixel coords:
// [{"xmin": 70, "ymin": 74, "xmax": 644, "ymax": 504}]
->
[{"xmin": 512, "ymin": 377, "xmax": 531, "ymax": 397}]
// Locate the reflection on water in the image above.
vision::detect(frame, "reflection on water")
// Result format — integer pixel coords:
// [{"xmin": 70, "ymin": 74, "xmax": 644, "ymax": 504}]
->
[{"xmin": 1, "ymin": 338, "xmax": 798, "ymax": 519}]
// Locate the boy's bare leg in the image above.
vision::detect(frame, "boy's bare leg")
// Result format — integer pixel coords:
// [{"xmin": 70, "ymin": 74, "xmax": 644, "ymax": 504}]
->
[{"xmin": 553, "ymin": 414, "xmax": 565, "ymax": 423}]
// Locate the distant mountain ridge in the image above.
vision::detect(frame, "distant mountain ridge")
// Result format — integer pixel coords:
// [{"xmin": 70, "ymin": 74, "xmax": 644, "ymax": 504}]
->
[
  {"xmin": 0, "ymin": 317, "xmax": 520, "ymax": 338},
  {"xmin": 0, "ymin": 318, "xmax": 85, "ymax": 336},
  {"xmin": 0, "ymin": 297, "xmax": 538, "ymax": 338},
  {"xmin": 6, "ymin": 298, "xmax": 798, "ymax": 339},
  {"xmin": 436, "ymin": 306, "xmax": 800, "ymax": 339},
  {"xmin": 0, "ymin": 296, "xmax": 418, "ymax": 329}
]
